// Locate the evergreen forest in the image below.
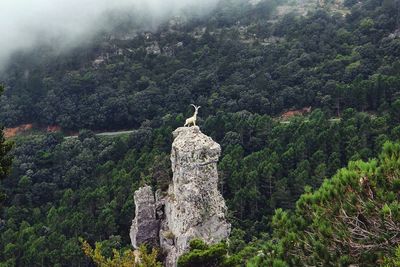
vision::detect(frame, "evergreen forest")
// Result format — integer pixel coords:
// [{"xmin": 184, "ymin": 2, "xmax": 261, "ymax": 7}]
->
[{"xmin": 0, "ymin": 0, "xmax": 400, "ymax": 266}]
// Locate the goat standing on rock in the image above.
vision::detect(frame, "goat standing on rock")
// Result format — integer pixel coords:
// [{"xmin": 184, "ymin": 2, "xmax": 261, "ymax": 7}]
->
[{"xmin": 184, "ymin": 104, "xmax": 200, "ymax": 127}]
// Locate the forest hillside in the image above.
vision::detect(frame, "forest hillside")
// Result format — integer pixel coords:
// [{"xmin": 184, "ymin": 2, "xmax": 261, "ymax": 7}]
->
[{"xmin": 0, "ymin": 0, "xmax": 400, "ymax": 266}]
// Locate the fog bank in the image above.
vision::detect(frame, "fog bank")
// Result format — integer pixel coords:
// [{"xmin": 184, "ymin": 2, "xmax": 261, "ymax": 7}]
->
[{"xmin": 0, "ymin": 0, "xmax": 219, "ymax": 69}]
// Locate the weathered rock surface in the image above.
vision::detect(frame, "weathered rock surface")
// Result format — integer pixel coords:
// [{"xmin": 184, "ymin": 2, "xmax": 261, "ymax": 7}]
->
[
  {"xmin": 130, "ymin": 126, "xmax": 230, "ymax": 266},
  {"xmin": 130, "ymin": 186, "xmax": 159, "ymax": 248},
  {"xmin": 161, "ymin": 126, "xmax": 231, "ymax": 266}
]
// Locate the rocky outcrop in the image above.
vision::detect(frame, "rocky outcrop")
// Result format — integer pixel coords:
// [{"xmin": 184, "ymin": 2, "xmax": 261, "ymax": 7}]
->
[
  {"xmin": 130, "ymin": 126, "xmax": 230, "ymax": 267},
  {"xmin": 130, "ymin": 186, "xmax": 159, "ymax": 248},
  {"xmin": 161, "ymin": 126, "xmax": 231, "ymax": 266}
]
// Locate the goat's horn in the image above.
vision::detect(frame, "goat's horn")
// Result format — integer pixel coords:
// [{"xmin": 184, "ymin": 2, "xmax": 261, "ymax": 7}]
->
[{"xmin": 190, "ymin": 104, "xmax": 196, "ymax": 109}]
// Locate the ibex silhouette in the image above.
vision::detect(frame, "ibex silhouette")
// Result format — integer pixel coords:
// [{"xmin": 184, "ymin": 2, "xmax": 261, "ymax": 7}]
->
[{"xmin": 184, "ymin": 104, "xmax": 200, "ymax": 127}]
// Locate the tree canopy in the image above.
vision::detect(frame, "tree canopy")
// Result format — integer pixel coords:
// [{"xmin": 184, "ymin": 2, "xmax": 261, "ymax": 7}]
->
[{"xmin": 1, "ymin": 0, "xmax": 400, "ymax": 266}]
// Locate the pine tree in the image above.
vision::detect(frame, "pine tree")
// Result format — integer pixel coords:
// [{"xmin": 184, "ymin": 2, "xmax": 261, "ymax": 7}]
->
[{"xmin": 254, "ymin": 141, "xmax": 400, "ymax": 266}]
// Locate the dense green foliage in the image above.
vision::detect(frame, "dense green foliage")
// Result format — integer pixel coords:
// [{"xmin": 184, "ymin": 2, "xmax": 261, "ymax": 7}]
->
[
  {"xmin": 213, "ymin": 108, "xmax": 399, "ymax": 234},
  {"xmin": 0, "ymin": 128, "xmax": 12, "ymax": 183},
  {"xmin": 0, "ymin": 129, "xmax": 171, "ymax": 266},
  {"xmin": 0, "ymin": 85, "xmax": 13, "ymax": 217},
  {"xmin": 82, "ymin": 241, "xmax": 162, "ymax": 267},
  {"xmin": 248, "ymin": 141, "xmax": 400, "ymax": 266},
  {"xmin": 180, "ymin": 141, "xmax": 400, "ymax": 266},
  {"xmin": 0, "ymin": 86, "xmax": 13, "ymax": 182},
  {"xmin": 383, "ymin": 246, "xmax": 400, "ymax": 267},
  {"xmin": 1, "ymin": 0, "xmax": 399, "ymax": 130},
  {"xmin": 178, "ymin": 239, "xmax": 229, "ymax": 267},
  {"xmin": 1, "ymin": 0, "xmax": 400, "ymax": 266},
  {"xmin": 1, "ymin": 109, "xmax": 399, "ymax": 266}
]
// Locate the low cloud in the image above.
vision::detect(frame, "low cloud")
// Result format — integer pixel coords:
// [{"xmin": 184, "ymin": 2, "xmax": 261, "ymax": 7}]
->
[{"xmin": 0, "ymin": 0, "xmax": 219, "ymax": 69}]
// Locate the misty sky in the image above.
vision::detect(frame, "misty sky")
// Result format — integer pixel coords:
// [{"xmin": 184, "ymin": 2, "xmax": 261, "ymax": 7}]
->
[{"xmin": 0, "ymin": 0, "xmax": 219, "ymax": 69}]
